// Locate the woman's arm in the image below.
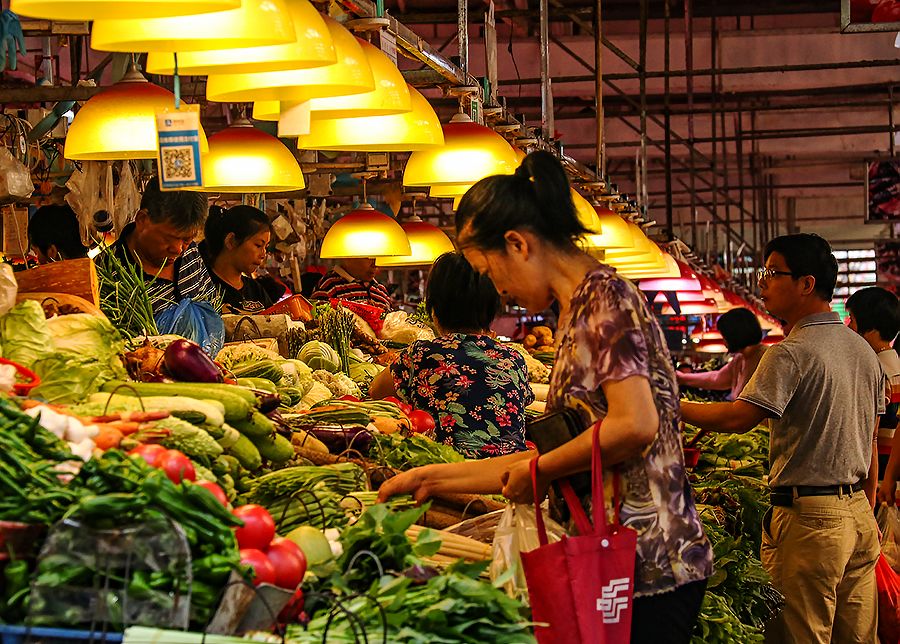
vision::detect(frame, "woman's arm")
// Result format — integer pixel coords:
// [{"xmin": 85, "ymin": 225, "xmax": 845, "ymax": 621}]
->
[
  {"xmin": 500, "ymin": 375, "xmax": 660, "ymax": 503},
  {"xmin": 676, "ymin": 358, "xmax": 737, "ymax": 392},
  {"xmin": 378, "ymin": 450, "xmax": 534, "ymax": 503}
]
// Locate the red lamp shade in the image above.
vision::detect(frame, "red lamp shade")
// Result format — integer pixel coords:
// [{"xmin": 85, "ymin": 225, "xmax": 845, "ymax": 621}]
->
[
  {"xmin": 660, "ymin": 298, "xmax": 719, "ymax": 315},
  {"xmin": 639, "ymin": 260, "xmax": 702, "ymax": 292}
]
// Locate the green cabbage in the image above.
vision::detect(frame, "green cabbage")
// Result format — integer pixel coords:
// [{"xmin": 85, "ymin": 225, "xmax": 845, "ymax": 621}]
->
[
  {"xmin": 47, "ymin": 314, "xmax": 126, "ymax": 361},
  {"xmin": 216, "ymin": 343, "xmax": 283, "ymax": 371},
  {"xmin": 31, "ymin": 352, "xmax": 125, "ymax": 404},
  {"xmin": 298, "ymin": 340, "xmax": 341, "ymax": 373},
  {"xmin": 349, "ymin": 361, "xmax": 383, "ymax": 385},
  {"xmin": 0, "ymin": 300, "xmax": 53, "ymax": 367}
]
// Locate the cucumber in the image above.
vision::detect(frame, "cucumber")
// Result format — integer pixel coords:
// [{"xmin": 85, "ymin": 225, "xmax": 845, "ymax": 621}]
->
[
  {"xmin": 100, "ymin": 381, "xmax": 251, "ymax": 423},
  {"xmin": 277, "ymin": 387, "xmax": 304, "ymax": 407},
  {"xmin": 171, "ymin": 410, "xmax": 208, "ymax": 425},
  {"xmin": 252, "ymin": 432, "xmax": 294, "ymax": 463},
  {"xmin": 237, "ymin": 378, "xmax": 278, "ymax": 394},
  {"xmin": 232, "ymin": 360, "xmax": 284, "ymax": 383},
  {"xmin": 227, "ymin": 433, "xmax": 262, "ymax": 471},
  {"xmin": 231, "ymin": 411, "xmax": 276, "ymax": 439},
  {"xmin": 87, "ymin": 393, "xmax": 226, "ymax": 427}
]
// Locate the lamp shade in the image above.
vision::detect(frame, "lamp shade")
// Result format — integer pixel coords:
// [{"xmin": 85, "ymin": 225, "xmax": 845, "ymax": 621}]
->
[
  {"xmin": 294, "ymin": 86, "xmax": 443, "ymax": 151},
  {"xmin": 660, "ymin": 298, "xmax": 719, "ymax": 315},
  {"xmin": 638, "ymin": 260, "xmax": 703, "ymax": 292},
  {"xmin": 197, "ymin": 120, "xmax": 304, "ymax": 193},
  {"xmin": 65, "ymin": 71, "xmax": 207, "ymax": 161},
  {"xmin": 92, "ymin": 0, "xmax": 295, "ymax": 52},
  {"xmin": 429, "ymin": 183, "xmax": 473, "ymax": 198},
  {"xmin": 320, "ymin": 204, "xmax": 411, "ymax": 258},
  {"xmin": 571, "ymin": 190, "xmax": 601, "ymax": 233},
  {"xmin": 308, "ymin": 40, "xmax": 410, "ymax": 118},
  {"xmin": 618, "ymin": 253, "xmax": 681, "ymax": 279},
  {"xmin": 696, "ymin": 339, "xmax": 730, "ymax": 353},
  {"xmin": 403, "ymin": 113, "xmax": 518, "ymax": 187},
  {"xmin": 277, "ymin": 102, "xmax": 312, "ymax": 137},
  {"xmin": 12, "ymin": 0, "xmax": 238, "ymax": 19},
  {"xmin": 376, "ymin": 219, "xmax": 455, "ymax": 267},
  {"xmin": 252, "ymin": 101, "xmax": 283, "ymax": 122},
  {"xmin": 145, "ymin": 0, "xmax": 334, "ymax": 75},
  {"xmin": 583, "ymin": 206, "xmax": 634, "ymax": 250},
  {"xmin": 206, "ymin": 16, "xmax": 373, "ymax": 103},
  {"xmin": 603, "ymin": 223, "xmax": 657, "ymax": 263}
]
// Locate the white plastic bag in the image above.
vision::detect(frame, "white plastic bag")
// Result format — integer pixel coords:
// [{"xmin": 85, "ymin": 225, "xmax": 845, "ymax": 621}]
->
[
  {"xmin": 0, "ymin": 148, "xmax": 33, "ymax": 203},
  {"xmin": 0, "ymin": 263, "xmax": 17, "ymax": 317},
  {"xmin": 878, "ymin": 503, "xmax": 900, "ymax": 574},
  {"xmin": 378, "ymin": 310, "xmax": 435, "ymax": 344},
  {"xmin": 490, "ymin": 503, "xmax": 566, "ymax": 601}
]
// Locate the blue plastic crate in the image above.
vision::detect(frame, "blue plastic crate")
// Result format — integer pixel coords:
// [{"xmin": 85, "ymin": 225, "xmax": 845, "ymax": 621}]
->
[{"xmin": 0, "ymin": 625, "xmax": 123, "ymax": 644}]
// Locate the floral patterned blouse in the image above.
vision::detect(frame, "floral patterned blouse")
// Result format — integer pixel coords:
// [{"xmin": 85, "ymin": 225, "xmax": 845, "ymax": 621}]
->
[
  {"xmin": 547, "ymin": 264, "xmax": 713, "ymax": 598},
  {"xmin": 391, "ymin": 334, "xmax": 534, "ymax": 458}
]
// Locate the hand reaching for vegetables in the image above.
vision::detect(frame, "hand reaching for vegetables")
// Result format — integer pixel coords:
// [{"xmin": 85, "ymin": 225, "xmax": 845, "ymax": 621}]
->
[{"xmin": 377, "ymin": 467, "xmax": 433, "ymax": 504}]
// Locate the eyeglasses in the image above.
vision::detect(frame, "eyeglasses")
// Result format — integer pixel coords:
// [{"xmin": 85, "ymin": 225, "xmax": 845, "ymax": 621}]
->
[{"xmin": 756, "ymin": 268, "xmax": 795, "ymax": 282}]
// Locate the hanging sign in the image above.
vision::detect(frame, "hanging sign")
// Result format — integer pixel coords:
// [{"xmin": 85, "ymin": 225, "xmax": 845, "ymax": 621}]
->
[{"xmin": 155, "ymin": 105, "xmax": 203, "ymax": 190}]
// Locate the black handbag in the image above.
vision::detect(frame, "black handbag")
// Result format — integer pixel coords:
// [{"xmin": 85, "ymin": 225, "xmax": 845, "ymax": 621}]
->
[{"xmin": 525, "ymin": 408, "xmax": 592, "ymax": 499}]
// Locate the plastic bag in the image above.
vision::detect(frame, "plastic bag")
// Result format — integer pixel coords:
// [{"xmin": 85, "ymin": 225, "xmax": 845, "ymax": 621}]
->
[
  {"xmin": 878, "ymin": 504, "xmax": 900, "ymax": 574},
  {"xmin": 0, "ymin": 148, "xmax": 33, "ymax": 203},
  {"xmin": 490, "ymin": 503, "xmax": 566, "ymax": 602},
  {"xmin": 113, "ymin": 160, "xmax": 140, "ymax": 233},
  {"xmin": 877, "ymin": 552, "xmax": 900, "ymax": 644},
  {"xmin": 378, "ymin": 310, "xmax": 435, "ymax": 344},
  {"xmin": 0, "ymin": 263, "xmax": 17, "ymax": 317},
  {"xmin": 155, "ymin": 298, "xmax": 225, "ymax": 357}
]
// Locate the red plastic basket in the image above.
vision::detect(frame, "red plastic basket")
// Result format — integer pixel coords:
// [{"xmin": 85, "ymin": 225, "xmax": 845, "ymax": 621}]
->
[
  {"xmin": 0, "ymin": 357, "xmax": 40, "ymax": 395},
  {"xmin": 683, "ymin": 447, "xmax": 701, "ymax": 468}
]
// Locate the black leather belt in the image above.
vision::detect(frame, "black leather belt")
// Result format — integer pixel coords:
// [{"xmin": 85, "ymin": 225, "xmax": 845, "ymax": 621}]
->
[{"xmin": 770, "ymin": 482, "xmax": 864, "ymax": 507}]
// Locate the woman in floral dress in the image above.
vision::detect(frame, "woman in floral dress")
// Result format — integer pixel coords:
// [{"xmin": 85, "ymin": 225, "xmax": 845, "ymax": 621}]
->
[
  {"xmin": 369, "ymin": 252, "xmax": 533, "ymax": 458},
  {"xmin": 379, "ymin": 151, "xmax": 713, "ymax": 643}
]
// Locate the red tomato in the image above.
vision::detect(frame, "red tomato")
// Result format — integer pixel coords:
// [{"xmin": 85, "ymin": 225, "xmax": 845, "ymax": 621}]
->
[
  {"xmin": 128, "ymin": 444, "xmax": 168, "ymax": 468},
  {"xmin": 232, "ymin": 504, "xmax": 276, "ymax": 550},
  {"xmin": 338, "ymin": 394, "xmax": 360, "ymax": 402},
  {"xmin": 278, "ymin": 587, "xmax": 305, "ymax": 624},
  {"xmin": 873, "ymin": 0, "xmax": 900, "ymax": 22},
  {"xmin": 195, "ymin": 481, "xmax": 228, "ymax": 507},
  {"xmin": 266, "ymin": 537, "xmax": 308, "ymax": 589},
  {"xmin": 159, "ymin": 450, "xmax": 196, "ymax": 484},
  {"xmin": 408, "ymin": 409, "xmax": 436, "ymax": 434},
  {"xmin": 239, "ymin": 548, "xmax": 276, "ymax": 586}
]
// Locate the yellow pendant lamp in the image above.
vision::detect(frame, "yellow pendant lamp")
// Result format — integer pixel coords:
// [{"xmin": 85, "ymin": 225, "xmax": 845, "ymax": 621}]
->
[
  {"xmin": 376, "ymin": 218, "xmax": 455, "ymax": 267},
  {"xmin": 430, "ymin": 183, "xmax": 473, "ymax": 198},
  {"xmin": 308, "ymin": 39, "xmax": 410, "ymax": 118},
  {"xmin": 603, "ymin": 224, "xmax": 660, "ymax": 265},
  {"xmin": 582, "ymin": 206, "xmax": 634, "ymax": 250},
  {"xmin": 294, "ymin": 86, "xmax": 443, "ymax": 151},
  {"xmin": 196, "ymin": 120, "xmax": 305, "ymax": 193},
  {"xmin": 12, "ymin": 0, "xmax": 238, "ymax": 19},
  {"xmin": 403, "ymin": 113, "xmax": 518, "ymax": 188},
  {"xmin": 252, "ymin": 102, "xmax": 282, "ymax": 122},
  {"xmin": 92, "ymin": 0, "xmax": 295, "ymax": 52},
  {"xmin": 320, "ymin": 204, "xmax": 411, "ymax": 259},
  {"xmin": 570, "ymin": 190, "xmax": 602, "ymax": 233},
  {"xmin": 65, "ymin": 69, "xmax": 207, "ymax": 161},
  {"xmin": 145, "ymin": 0, "xmax": 334, "ymax": 75},
  {"xmin": 618, "ymin": 252, "xmax": 681, "ymax": 279},
  {"xmin": 206, "ymin": 15, "xmax": 373, "ymax": 103}
]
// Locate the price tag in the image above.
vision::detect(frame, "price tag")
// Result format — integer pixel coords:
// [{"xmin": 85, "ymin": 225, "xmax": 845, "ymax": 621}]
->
[{"xmin": 155, "ymin": 105, "xmax": 203, "ymax": 190}]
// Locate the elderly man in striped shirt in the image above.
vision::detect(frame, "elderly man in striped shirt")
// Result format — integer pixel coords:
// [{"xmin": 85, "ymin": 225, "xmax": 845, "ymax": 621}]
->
[{"xmin": 312, "ymin": 257, "xmax": 393, "ymax": 311}]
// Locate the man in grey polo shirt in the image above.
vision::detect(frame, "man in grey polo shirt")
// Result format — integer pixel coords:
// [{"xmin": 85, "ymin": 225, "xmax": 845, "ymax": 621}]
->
[{"xmin": 681, "ymin": 233, "xmax": 884, "ymax": 644}]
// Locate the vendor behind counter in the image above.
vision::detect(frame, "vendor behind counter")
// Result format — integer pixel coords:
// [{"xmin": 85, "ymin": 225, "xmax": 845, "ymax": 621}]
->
[{"xmin": 369, "ymin": 252, "xmax": 534, "ymax": 458}]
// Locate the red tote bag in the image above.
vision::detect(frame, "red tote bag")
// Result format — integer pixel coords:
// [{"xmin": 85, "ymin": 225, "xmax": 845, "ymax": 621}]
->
[{"xmin": 521, "ymin": 422, "xmax": 638, "ymax": 644}]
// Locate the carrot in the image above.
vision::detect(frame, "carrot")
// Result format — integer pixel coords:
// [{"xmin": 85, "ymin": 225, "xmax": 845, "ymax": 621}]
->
[
  {"xmin": 93, "ymin": 425, "xmax": 124, "ymax": 450},
  {"xmin": 108, "ymin": 421, "xmax": 140, "ymax": 436}
]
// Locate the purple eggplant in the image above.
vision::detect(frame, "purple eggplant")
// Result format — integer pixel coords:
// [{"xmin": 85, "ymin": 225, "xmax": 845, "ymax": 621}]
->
[
  {"xmin": 306, "ymin": 425, "xmax": 374, "ymax": 455},
  {"xmin": 164, "ymin": 339, "xmax": 224, "ymax": 383},
  {"xmin": 256, "ymin": 392, "xmax": 282, "ymax": 415}
]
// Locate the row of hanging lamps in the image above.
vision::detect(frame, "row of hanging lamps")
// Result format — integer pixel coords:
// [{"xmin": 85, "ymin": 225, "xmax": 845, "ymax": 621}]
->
[
  {"xmin": 605, "ymin": 223, "xmax": 664, "ymax": 267},
  {"xmin": 376, "ymin": 217, "xmax": 455, "ymax": 267},
  {"xmin": 583, "ymin": 206, "xmax": 633, "ymax": 250},
  {"xmin": 65, "ymin": 67, "xmax": 208, "ymax": 160},
  {"xmin": 618, "ymin": 252, "xmax": 682, "ymax": 279},
  {"xmin": 206, "ymin": 15, "xmax": 373, "ymax": 103},
  {"xmin": 571, "ymin": 190, "xmax": 602, "ymax": 233},
  {"xmin": 320, "ymin": 204, "xmax": 411, "ymax": 259},
  {"xmin": 404, "ymin": 113, "xmax": 519, "ymax": 189},
  {"xmin": 12, "ymin": 0, "xmax": 238, "ymax": 19},
  {"xmin": 293, "ymin": 86, "xmax": 443, "ymax": 151},
  {"xmin": 145, "ymin": 0, "xmax": 335, "ymax": 75},
  {"xmin": 92, "ymin": 0, "xmax": 295, "ymax": 52},
  {"xmin": 192, "ymin": 120, "xmax": 305, "ymax": 193}
]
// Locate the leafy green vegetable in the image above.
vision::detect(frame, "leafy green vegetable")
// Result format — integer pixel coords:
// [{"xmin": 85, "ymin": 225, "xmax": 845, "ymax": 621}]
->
[
  {"xmin": 370, "ymin": 433, "xmax": 466, "ymax": 470},
  {"xmin": 31, "ymin": 352, "xmax": 126, "ymax": 404},
  {"xmin": 0, "ymin": 300, "xmax": 53, "ymax": 367},
  {"xmin": 298, "ymin": 340, "xmax": 342, "ymax": 373},
  {"xmin": 47, "ymin": 314, "xmax": 126, "ymax": 360}
]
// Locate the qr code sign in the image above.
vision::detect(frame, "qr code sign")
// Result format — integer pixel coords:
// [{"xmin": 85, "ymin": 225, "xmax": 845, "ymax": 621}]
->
[{"xmin": 160, "ymin": 145, "xmax": 196, "ymax": 182}]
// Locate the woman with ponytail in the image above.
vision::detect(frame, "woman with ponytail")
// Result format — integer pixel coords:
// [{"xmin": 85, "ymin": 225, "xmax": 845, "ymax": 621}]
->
[
  {"xmin": 379, "ymin": 151, "xmax": 712, "ymax": 642},
  {"xmin": 201, "ymin": 205, "xmax": 285, "ymax": 314}
]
